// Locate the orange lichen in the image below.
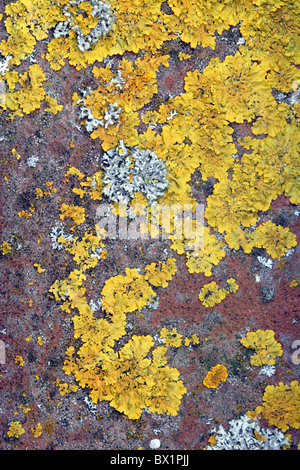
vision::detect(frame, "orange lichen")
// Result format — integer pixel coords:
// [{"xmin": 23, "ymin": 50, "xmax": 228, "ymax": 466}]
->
[
  {"xmin": 203, "ymin": 364, "xmax": 228, "ymax": 389},
  {"xmin": 59, "ymin": 203, "xmax": 86, "ymax": 229}
]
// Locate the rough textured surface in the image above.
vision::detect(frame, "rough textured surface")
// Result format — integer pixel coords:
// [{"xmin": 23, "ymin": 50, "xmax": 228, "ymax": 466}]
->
[{"xmin": 0, "ymin": 0, "xmax": 299, "ymax": 451}]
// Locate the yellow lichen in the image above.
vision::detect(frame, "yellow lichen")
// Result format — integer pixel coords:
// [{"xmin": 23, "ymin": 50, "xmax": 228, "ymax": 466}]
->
[
  {"xmin": 253, "ymin": 221, "xmax": 297, "ymax": 260},
  {"xmin": 31, "ymin": 423, "xmax": 43, "ymax": 438},
  {"xmin": 226, "ymin": 278, "xmax": 239, "ymax": 293},
  {"xmin": 186, "ymin": 228, "xmax": 226, "ymax": 277},
  {"xmin": 240, "ymin": 329, "xmax": 283, "ymax": 366},
  {"xmin": 56, "ymin": 379, "xmax": 78, "ymax": 396},
  {"xmin": 101, "ymin": 268, "xmax": 156, "ymax": 316},
  {"xmin": 34, "ymin": 263, "xmax": 45, "ymax": 273},
  {"xmin": 198, "ymin": 278, "xmax": 239, "ymax": 307},
  {"xmin": 144, "ymin": 258, "xmax": 177, "ymax": 288},
  {"xmin": 198, "ymin": 281, "xmax": 226, "ymax": 308},
  {"xmin": 36, "ymin": 336, "xmax": 44, "ymax": 346},
  {"xmin": 15, "ymin": 355, "xmax": 25, "ymax": 366},
  {"xmin": 18, "ymin": 205, "xmax": 35, "ymax": 219},
  {"xmin": 1, "ymin": 64, "xmax": 46, "ymax": 119},
  {"xmin": 11, "ymin": 148, "xmax": 21, "ymax": 160},
  {"xmin": 0, "ymin": 241, "xmax": 11, "ymax": 255},
  {"xmin": 185, "ymin": 334, "xmax": 200, "ymax": 346},
  {"xmin": 44, "ymin": 95, "xmax": 63, "ymax": 114},
  {"xmin": 50, "ymin": 184, "xmax": 183, "ymax": 419},
  {"xmin": 251, "ymin": 381, "xmax": 300, "ymax": 432},
  {"xmin": 7, "ymin": 421, "xmax": 25, "ymax": 438},
  {"xmin": 18, "ymin": 404, "xmax": 31, "ymax": 414},
  {"xmin": 160, "ymin": 327, "xmax": 182, "ymax": 348},
  {"xmin": 74, "ymin": 54, "xmax": 169, "ymax": 150}
]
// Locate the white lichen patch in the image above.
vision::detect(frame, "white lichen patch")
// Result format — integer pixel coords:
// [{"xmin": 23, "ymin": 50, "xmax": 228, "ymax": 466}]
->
[
  {"xmin": 101, "ymin": 140, "xmax": 168, "ymax": 204},
  {"xmin": 290, "ymin": 80, "xmax": 300, "ymax": 105},
  {"xmin": 149, "ymin": 438, "xmax": 161, "ymax": 449},
  {"xmin": 0, "ymin": 55, "xmax": 12, "ymax": 75},
  {"xmin": 79, "ymin": 101, "xmax": 121, "ymax": 132},
  {"xmin": 207, "ymin": 414, "xmax": 290, "ymax": 450},
  {"xmin": 89, "ymin": 298, "xmax": 102, "ymax": 312},
  {"xmin": 75, "ymin": 86, "xmax": 122, "ymax": 132},
  {"xmin": 54, "ymin": 0, "xmax": 114, "ymax": 52},
  {"xmin": 49, "ymin": 224, "xmax": 74, "ymax": 250},
  {"xmin": 26, "ymin": 155, "xmax": 39, "ymax": 168},
  {"xmin": 259, "ymin": 364, "xmax": 276, "ymax": 377},
  {"xmin": 257, "ymin": 255, "xmax": 273, "ymax": 269}
]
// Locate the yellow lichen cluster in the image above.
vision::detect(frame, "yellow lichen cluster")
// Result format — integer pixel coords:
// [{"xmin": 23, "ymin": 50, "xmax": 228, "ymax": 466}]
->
[
  {"xmin": 0, "ymin": 0, "xmax": 64, "ymax": 66},
  {"xmin": 198, "ymin": 278, "xmax": 239, "ymax": 308},
  {"xmin": 59, "ymin": 203, "xmax": 86, "ymax": 230},
  {"xmin": 0, "ymin": 241, "xmax": 11, "ymax": 255},
  {"xmin": 31, "ymin": 423, "xmax": 43, "ymax": 438},
  {"xmin": 100, "ymin": 267, "xmax": 156, "ymax": 316},
  {"xmin": 240, "ymin": 329, "xmax": 283, "ymax": 366},
  {"xmin": 0, "ymin": 63, "xmax": 63, "ymax": 120},
  {"xmin": 184, "ymin": 334, "xmax": 200, "ymax": 347},
  {"xmin": 160, "ymin": 327, "xmax": 182, "ymax": 348},
  {"xmin": 65, "ymin": 166, "xmax": 103, "ymax": 201},
  {"xmin": 49, "ymin": 230, "xmax": 105, "ymax": 313},
  {"xmin": 56, "ymin": 379, "xmax": 78, "ymax": 396},
  {"xmin": 58, "ymin": 260, "xmax": 186, "ymax": 419},
  {"xmin": 185, "ymin": 227, "xmax": 226, "ymax": 277},
  {"xmin": 203, "ymin": 364, "xmax": 228, "ymax": 389},
  {"xmin": 18, "ymin": 205, "xmax": 35, "ymax": 219},
  {"xmin": 248, "ymin": 381, "xmax": 300, "ymax": 432},
  {"xmin": 15, "ymin": 355, "xmax": 25, "ymax": 366},
  {"xmin": 254, "ymin": 221, "xmax": 297, "ymax": 260},
  {"xmin": 7, "ymin": 421, "xmax": 25, "ymax": 438},
  {"xmin": 144, "ymin": 258, "xmax": 177, "ymax": 288},
  {"xmin": 1, "ymin": 64, "xmax": 46, "ymax": 119}
]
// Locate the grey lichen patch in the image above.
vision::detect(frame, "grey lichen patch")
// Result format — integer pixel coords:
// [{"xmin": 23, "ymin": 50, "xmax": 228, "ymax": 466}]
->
[
  {"xmin": 54, "ymin": 0, "xmax": 114, "ymax": 52},
  {"xmin": 49, "ymin": 223, "xmax": 74, "ymax": 250},
  {"xmin": 101, "ymin": 140, "xmax": 168, "ymax": 204},
  {"xmin": 80, "ymin": 101, "xmax": 121, "ymax": 132},
  {"xmin": 74, "ymin": 87, "xmax": 122, "ymax": 132},
  {"xmin": 260, "ymin": 285, "xmax": 275, "ymax": 303}
]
